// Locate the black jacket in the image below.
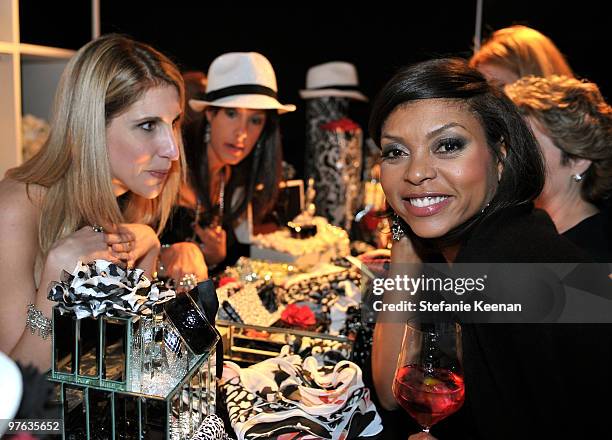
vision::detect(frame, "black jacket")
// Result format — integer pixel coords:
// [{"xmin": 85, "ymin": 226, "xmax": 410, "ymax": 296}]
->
[{"xmin": 434, "ymin": 204, "xmax": 611, "ymax": 439}]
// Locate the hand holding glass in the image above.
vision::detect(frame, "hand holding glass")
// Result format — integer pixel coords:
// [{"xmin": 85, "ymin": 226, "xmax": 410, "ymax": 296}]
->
[{"xmin": 392, "ymin": 323, "xmax": 465, "ymax": 434}]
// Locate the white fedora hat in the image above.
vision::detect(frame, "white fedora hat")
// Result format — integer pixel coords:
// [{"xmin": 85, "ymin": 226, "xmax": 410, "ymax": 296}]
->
[
  {"xmin": 189, "ymin": 52, "xmax": 296, "ymax": 114},
  {"xmin": 299, "ymin": 61, "xmax": 368, "ymax": 101}
]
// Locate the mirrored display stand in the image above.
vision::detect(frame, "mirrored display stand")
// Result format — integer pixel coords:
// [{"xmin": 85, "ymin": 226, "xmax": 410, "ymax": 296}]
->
[
  {"xmin": 217, "ymin": 319, "xmax": 353, "ymax": 365},
  {"xmin": 48, "ymin": 306, "xmax": 216, "ymax": 439}
]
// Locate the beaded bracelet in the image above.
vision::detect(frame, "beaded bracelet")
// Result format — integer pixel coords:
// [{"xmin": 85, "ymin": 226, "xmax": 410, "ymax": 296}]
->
[{"xmin": 26, "ymin": 303, "xmax": 52, "ymax": 340}]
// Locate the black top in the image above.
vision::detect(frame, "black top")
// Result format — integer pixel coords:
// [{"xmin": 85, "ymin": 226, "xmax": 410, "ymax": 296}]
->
[
  {"xmin": 160, "ymin": 205, "xmax": 246, "ymax": 272},
  {"xmin": 430, "ymin": 204, "xmax": 612, "ymax": 439},
  {"xmin": 454, "ymin": 205, "xmax": 591, "ymax": 263},
  {"xmin": 562, "ymin": 211, "xmax": 611, "ymax": 262}
]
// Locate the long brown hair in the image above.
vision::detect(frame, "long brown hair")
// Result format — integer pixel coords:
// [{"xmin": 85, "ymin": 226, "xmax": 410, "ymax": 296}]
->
[{"xmin": 7, "ymin": 34, "xmax": 186, "ymax": 255}]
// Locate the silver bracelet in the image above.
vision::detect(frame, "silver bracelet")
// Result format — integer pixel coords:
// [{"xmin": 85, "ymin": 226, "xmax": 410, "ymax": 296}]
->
[{"xmin": 26, "ymin": 303, "xmax": 52, "ymax": 340}]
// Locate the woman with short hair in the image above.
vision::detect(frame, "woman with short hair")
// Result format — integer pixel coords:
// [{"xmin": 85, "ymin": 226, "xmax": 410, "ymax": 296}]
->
[{"xmin": 506, "ymin": 75, "xmax": 612, "ymax": 260}]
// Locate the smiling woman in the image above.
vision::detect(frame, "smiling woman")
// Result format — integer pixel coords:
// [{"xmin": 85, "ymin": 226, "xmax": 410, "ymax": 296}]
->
[
  {"xmin": 369, "ymin": 58, "xmax": 544, "ymax": 257},
  {"xmin": 0, "ymin": 34, "xmax": 188, "ymax": 372},
  {"xmin": 380, "ymin": 100, "xmax": 500, "ymax": 242},
  {"xmin": 369, "ymin": 58, "xmax": 609, "ymax": 439}
]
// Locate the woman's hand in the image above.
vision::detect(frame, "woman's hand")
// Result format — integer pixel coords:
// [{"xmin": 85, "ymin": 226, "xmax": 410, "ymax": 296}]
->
[
  {"xmin": 194, "ymin": 224, "xmax": 227, "ymax": 266},
  {"xmin": 371, "ymin": 234, "xmax": 423, "ymax": 411},
  {"xmin": 160, "ymin": 242, "xmax": 208, "ymax": 284},
  {"xmin": 391, "ymin": 234, "xmax": 421, "ymax": 264},
  {"xmin": 46, "ymin": 226, "xmax": 127, "ymax": 276},
  {"xmin": 107, "ymin": 223, "xmax": 160, "ymax": 268}
]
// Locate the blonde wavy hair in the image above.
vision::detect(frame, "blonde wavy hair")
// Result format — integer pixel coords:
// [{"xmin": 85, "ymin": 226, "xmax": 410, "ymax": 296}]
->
[
  {"xmin": 506, "ymin": 75, "xmax": 612, "ymax": 203},
  {"xmin": 470, "ymin": 25, "xmax": 574, "ymax": 78},
  {"xmin": 7, "ymin": 34, "xmax": 186, "ymax": 255}
]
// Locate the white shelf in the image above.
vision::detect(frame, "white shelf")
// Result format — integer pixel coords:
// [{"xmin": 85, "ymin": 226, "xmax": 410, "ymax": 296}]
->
[
  {"xmin": 0, "ymin": 49, "xmax": 21, "ymax": 172},
  {"xmin": 0, "ymin": 41, "xmax": 16, "ymax": 54},
  {"xmin": 0, "ymin": 0, "xmax": 77, "ymax": 176},
  {"xmin": 20, "ymin": 43, "xmax": 75, "ymax": 61},
  {"xmin": 0, "ymin": 42, "xmax": 74, "ymax": 59}
]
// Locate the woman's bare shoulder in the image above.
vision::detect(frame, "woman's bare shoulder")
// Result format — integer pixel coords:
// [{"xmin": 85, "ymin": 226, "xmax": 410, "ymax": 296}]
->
[{"xmin": 0, "ymin": 178, "xmax": 44, "ymax": 226}]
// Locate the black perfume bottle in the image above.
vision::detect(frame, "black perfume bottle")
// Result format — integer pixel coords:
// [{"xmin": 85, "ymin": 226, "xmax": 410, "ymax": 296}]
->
[{"xmin": 163, "ymin": 280, "xmax": 220, "ymax": 355}]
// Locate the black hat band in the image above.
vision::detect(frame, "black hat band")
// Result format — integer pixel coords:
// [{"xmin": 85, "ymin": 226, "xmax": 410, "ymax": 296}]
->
[
  {"xmin": 307, "ymin": 84, "xmax": 360, "ymax": 91},
  {"xmin": 205, "ymin": 84, "xmax": 277, "ymax": 102}
]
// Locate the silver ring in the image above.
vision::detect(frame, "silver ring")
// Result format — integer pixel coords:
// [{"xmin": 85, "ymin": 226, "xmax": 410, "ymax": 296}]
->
[
  {"xmin": 92, "ymin": 224, "xmax": 104, "ymax": 233},
  {"xmin": 179, "ymin": 273, "xmax": 197, "ymax": 289}
]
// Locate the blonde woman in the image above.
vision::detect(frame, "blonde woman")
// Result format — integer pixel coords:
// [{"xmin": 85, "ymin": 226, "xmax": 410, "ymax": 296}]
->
[
  {"xmin": 470, "ymin": 25, "xmax": 574, "ymax": 87},
  {"xmin": 0, "ymin": 34, "xmax": 203, "ymax": 371}
]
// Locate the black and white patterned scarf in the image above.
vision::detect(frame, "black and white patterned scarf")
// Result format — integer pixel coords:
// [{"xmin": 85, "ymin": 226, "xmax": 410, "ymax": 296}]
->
[{"xmin": 220, "ymin": 347, "xmax": 382, "ymax": 439}]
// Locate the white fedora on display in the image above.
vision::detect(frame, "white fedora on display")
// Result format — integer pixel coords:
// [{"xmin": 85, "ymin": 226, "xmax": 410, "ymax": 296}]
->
[
  {"xmin": 299, "ymin": 61, "xmax": 368, "ymax": 101},
  {"xmin": 189, "ymin": 52, "xmax": 296, "ymax": 114}
]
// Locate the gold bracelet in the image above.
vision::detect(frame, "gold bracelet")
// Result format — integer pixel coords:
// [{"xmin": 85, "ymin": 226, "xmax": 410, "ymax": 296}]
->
[{"xmin": 26, "ymin": 303, "xmax": 52, "ymax": 340}]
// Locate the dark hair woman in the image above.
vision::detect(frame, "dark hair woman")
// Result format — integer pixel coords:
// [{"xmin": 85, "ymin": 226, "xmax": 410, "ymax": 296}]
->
[
  {"xmin": 159, "ymin": 52, "xmax": 295, "ymax": 280},
  {"xmin": 369, "ymin": 58, "xmax": 608, "ymax": 439}
]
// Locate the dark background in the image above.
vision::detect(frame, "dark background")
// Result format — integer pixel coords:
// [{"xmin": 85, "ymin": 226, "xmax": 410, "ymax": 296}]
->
[{"xmin": 20, "ymin": 1, "xmax": 611, "ymax": 179}]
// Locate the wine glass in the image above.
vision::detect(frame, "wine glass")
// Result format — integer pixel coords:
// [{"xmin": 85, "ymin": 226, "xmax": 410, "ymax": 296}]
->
[{"xmin": 392, "ymin": 322, "xmax": 465, "ymax": 434}]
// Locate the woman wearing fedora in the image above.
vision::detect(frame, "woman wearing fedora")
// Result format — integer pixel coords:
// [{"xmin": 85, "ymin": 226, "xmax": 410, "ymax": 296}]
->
[{"xmin": 159, "ymin": 52, "xmax": 295, "ymax": 277}]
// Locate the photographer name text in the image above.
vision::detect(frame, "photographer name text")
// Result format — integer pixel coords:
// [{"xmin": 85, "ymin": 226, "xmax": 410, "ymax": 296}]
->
[{"xmin": 372, "ymin": 300, "xmax": 522, "ymax": 312}]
